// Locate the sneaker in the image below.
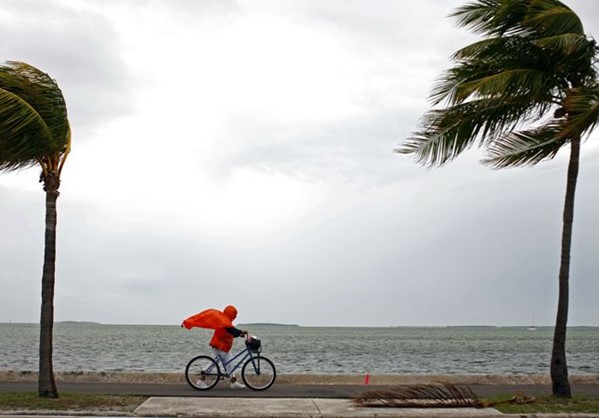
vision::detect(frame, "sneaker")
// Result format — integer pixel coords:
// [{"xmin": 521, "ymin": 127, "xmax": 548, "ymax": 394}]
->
[
  {"xmin": 230, "ymin": 381, "xmax": 246, "ymax": 389},
  {"xmin": 195, "ymin": 380, "xmax": 208, "ymax": 389}
]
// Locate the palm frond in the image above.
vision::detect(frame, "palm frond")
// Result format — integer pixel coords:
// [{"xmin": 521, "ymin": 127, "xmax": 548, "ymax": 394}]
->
[
  {"xmin": 450, "ymin": 0, "xmax": 530, "ymax": 37},
  {"xmin": 562, "ymin": 85, "xmax": 599, "ymax": 139},
  {"xmin": 432, "ymin": 66, "xmax": 553, "ymax": 107},
  {"xmin": 483, "ymin": 124, "xmax": 566, "ymax": 168},
  {"xmin": 0, "ymin": 61, "xmax": 70, "ymax": 172},
  {"xmin": 400, "ymin": 106, "xmax": 482, "ymax": 167},
  {"xmin": 534, "ymin": 33, "xmax": 589, "ymax": 55},
  {"xmin": 433, "ymin": 36, "xmax": 564, "ymax": 107},
  {"xmin": 0, "ymin": 89, "xmax": 54, "ymax": 171},
  {"xmin": 399, "ymin": 97, "xmax": 547, "ymax": 167},
  {"xmin": 0, "ymin": 61, "xmax": 70, "ymax": 147},
  {"xmin": 522, "ymin": 2, "xmax": 584, "ymax": 36},
  {"xmin": 452, "ymin": 0, "xmax": 583, "ymax": 39},
  {"xmin": 451, "ymin": 37, "xmax": 506, "ymax": 61},
  {"xmin": 353, "ymin": 383, "xmax": 481, "ymax": 408},
  {"xmin": 456, "ymin": 69, "xmax": 549, "ymax": 103}
]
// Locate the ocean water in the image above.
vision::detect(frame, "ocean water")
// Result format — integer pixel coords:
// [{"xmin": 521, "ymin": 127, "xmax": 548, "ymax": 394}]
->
[{"xmin": 0, "ymin": 323, "xmax": 597, "ymax": 375}]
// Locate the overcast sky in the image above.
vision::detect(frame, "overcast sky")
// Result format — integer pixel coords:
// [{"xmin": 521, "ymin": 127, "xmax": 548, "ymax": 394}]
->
[{"xmin": 1, "ymin": 0, "xmax": 598, "ymax": 327}]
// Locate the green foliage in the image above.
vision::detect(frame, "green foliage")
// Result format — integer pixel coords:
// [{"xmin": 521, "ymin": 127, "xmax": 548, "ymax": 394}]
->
[
  {"xmin": 399, "ymin": 0, "xmax": 599, "ymax": 168},
  {"xmin": 450, "ymin": 0, "xmax": 584, "ymax": 37},
  {"xmin": 0, "ymin": 61, "xmax": 70, "ymax": 172},
  {"xmin": 486, "ymin": 394, "xmax": 599, "ymax": 414}
]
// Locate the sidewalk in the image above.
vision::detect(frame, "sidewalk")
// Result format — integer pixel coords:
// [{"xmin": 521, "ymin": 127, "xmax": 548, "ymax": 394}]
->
[
  {"xmin": 2, "ymin": 397, "xmax": 599, "ymax": 418},
  {"xmin": 134, "ymin": 396, "xmax": 504, "ymax": 417}
]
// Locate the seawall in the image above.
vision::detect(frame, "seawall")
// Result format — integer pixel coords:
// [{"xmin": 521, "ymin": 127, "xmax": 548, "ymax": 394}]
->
[{"xmin": 1, "ymin": 370, "xmax": 598, "ymax": 385}]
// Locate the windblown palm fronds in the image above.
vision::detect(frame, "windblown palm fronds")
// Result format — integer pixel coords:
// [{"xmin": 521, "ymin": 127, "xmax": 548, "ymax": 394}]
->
[
  {"xmin": 0, "ymin": 60, "xmax": 71, "ymax": 399},
  {"xmin": 0, "ymin": 61, "xmax": 70, "ymax": 172},
  {"xmin": 397, "ymin": 0, "xmax": 599, "ymax": 398},
  {"xmin": 353, "ymin": 383, "xmax": 482, "ymax": 408}
]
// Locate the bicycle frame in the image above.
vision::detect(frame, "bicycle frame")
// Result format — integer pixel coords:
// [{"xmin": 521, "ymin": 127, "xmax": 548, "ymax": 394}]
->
[{"xmin": 209, "ymin": 347, "xmax": 261, "ymax": 378}]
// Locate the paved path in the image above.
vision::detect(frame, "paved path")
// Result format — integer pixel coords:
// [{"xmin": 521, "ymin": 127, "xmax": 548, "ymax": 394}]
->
[{"xmin": 2, "ymin": 380, "xmax": 599, "ymax": 398}]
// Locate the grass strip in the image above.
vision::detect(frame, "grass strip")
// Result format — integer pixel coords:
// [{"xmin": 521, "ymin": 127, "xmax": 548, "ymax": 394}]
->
[
  {"xmin": 483, "ymin": 394, "xmax": 599, "ymax": 414},
  {"xmin": 0, "ymin": 392, "xmax": 147, "ymax": 412},
  {"xmin": 2, "ymin": 392, "xmax": 599, "ymax": 414}
]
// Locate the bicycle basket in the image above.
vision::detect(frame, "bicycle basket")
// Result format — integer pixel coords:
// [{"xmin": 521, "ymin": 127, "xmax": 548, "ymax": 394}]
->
[{"xmin": 246, "ymin": 337, "xmax": 261, "ymax": 353}]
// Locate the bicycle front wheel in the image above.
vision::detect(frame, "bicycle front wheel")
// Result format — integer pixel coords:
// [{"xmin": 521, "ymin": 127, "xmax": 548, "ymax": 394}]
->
[
  {"xmin": 241, "ymin": 355, "xmax": 276, "ymax": 391},
  {"xmin": 185, "ymin": 355, "xmax": 220, "ymax": 390}
]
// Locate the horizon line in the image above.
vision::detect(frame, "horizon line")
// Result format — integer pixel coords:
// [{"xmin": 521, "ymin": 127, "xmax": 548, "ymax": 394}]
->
[{"xmin": 3, "ymin": 321, "xmax": 599, "ymax": 328}]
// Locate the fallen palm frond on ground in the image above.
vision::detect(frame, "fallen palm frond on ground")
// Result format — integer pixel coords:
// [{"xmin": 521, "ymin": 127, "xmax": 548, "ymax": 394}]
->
[
  {"xmin": 353, "ymin": 383, "xmax": 482, "ymax": 408},
  {"xmin": 353, "ymin": 383, "xmax": 539, "ymax": 409}
]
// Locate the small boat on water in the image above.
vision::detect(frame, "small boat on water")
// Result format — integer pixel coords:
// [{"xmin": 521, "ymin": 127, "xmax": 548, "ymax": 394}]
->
[{"xmin": 527, "ymin": 316, "xmax": 537, "ymax": 331}]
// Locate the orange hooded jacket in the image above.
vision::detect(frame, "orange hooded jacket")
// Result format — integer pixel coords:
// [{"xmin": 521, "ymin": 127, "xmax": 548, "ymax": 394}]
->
[{"xmin": 209, "ymin": 305, "xmax": 239, "ymax": 352}]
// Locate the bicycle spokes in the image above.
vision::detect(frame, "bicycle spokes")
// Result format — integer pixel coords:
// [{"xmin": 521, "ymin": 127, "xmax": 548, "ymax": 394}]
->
[
  {"xmin": 185, "ymin": 355, "xmax": 220, "ymax": 390},
  {"xmin": 241, "ymin": 355, "xmax": 276, "ymax": 391}
]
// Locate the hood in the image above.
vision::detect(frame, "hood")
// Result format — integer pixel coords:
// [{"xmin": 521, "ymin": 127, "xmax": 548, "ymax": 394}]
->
[{"xmin": 223, "ymin": 305, "xmax": 238, "ymax": 321}]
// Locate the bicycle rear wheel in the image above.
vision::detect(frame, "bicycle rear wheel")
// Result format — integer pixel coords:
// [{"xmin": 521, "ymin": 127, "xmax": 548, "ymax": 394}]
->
[
  {"xmin": 185, "ymin": 355, "xmax": 220, "ymax": 390},
  {"xmin": 241, "ymin": 355, "xmax": 276, "ymax": 391}
]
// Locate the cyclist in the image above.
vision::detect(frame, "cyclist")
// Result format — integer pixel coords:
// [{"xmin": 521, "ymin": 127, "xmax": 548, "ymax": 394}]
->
[{"xmin": 200, "ymin": 305, "xmax": 248, "ymax": 389}]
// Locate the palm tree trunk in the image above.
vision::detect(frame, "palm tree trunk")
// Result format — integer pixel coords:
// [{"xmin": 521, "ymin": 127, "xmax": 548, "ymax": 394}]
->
[
  {"xmin": 550, "ymin": 135, "xmax": 580, "ymax": 398},
  {"xmin": 38, "ymin": 172, "xmax": 59, "ymax": 398}
]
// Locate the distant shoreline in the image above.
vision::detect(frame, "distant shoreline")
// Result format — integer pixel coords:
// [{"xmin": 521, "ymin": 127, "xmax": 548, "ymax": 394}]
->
[
  {"xmin": 1, "ymin": 371, "xmax": 598, "ymax": 386},
  {"xmin": 3, "ymin": 322, "xmax": 599, "ymax": 328}
]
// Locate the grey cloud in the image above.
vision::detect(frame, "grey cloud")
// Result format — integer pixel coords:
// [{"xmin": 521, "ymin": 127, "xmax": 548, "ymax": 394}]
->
[
  {"xmin": 2, "ymin": 155, "xmax": 598, "ymax": 326},
  {"xmin": 265, "ymin": 0, "xmax": 471, "ymax": 56},
  {"xmin": 217, "ymin": 111, "xmax": 419, "ymax": 185},
  {"xmin": 0, "ymin": 0, "xmax": 135, "ymax": 138},
  {"xmin": 1, "ymin": 0, "xmax": 598, "ymax": 327}
]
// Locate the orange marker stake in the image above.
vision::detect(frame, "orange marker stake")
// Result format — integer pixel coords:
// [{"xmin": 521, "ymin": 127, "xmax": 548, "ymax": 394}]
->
[{"xmin": 364, "ymin": 374, "xmax": 370, "ymax": 385}]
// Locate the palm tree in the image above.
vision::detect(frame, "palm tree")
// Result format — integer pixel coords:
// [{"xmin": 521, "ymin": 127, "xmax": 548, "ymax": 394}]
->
[
  {"xmin": 398, "ymin": 0, "xmax": 598, "ymax": 398},
  {"xmin": 0, "ymin": 61, "xmax": 71, "ymax": 398}
]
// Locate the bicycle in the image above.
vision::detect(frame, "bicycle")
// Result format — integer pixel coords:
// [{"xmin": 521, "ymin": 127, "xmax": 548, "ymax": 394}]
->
[{"xmin": 185, "ymin": 335, "xmax": 276, "ymax": 391}]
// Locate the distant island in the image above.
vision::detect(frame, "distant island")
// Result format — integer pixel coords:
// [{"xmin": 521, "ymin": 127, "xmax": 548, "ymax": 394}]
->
[
  {"xmin": 239, "ymin": 323, "xmax": 300, "ymax": 327},
  {"xmin": 57, "ymin": 321, "xmax": 102, "ymax": 325}
]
